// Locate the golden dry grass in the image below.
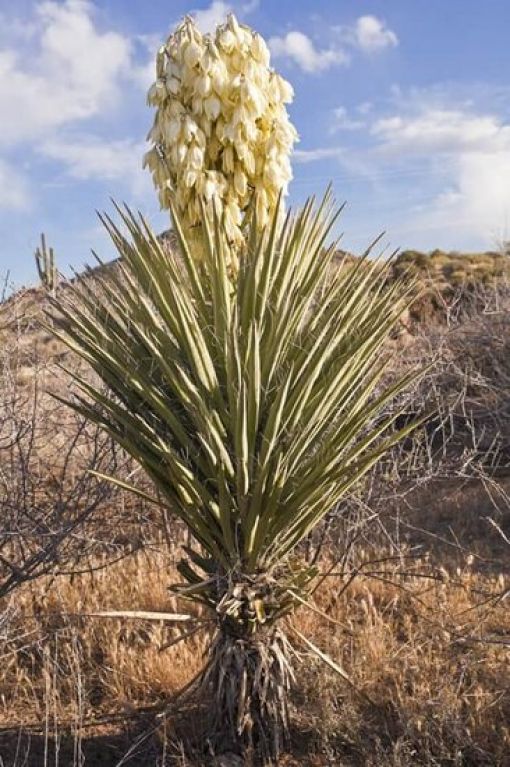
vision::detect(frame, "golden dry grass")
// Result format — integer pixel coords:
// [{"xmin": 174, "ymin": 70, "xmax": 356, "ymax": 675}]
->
[{"xmin": 1, "ymin": 522, "xmax": 508, "ymax": 765}]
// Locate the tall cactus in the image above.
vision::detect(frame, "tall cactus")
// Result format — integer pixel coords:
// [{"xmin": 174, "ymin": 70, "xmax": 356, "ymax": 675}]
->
[{"xmin": 35, "ymin": 234, "xmax": 59, "ymax": 295}]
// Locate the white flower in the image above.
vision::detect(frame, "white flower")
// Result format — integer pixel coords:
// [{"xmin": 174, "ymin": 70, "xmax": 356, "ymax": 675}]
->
[
  {"xmin": 232, "ymin": 104, "xmax": 248, "ymax": 126},
  {"xmin": 234, "ymin": 167, "xmax": 247, "ymax": 197},
  {"xmin": 215, "ymin": 118, "xmax": 226, "ymax": 142},
  {"xmin": 222, "ymin": 121, "xmax": 237, "ymax": 142},
  {"xmin": 230, "ymin": 50, "xmax": 246, "ymax": 73},
  {"xmin": 148, "ymin": 79, "xmax": 167, "ymax": 105},
  {"xmin": 227, "ymin": 14, "xmax": 241, "ymax": 37},
  {"xmin": 201, "ymin": 173, "xmax": 218, "ymax": 201},
  {"xmin": 183, "ymin": 169, "xmax": 198, "ymax": 187},
  {"xmin": 168, "ymin": 100, "xmax": 185, "ymax": 117},
  {"xmin": 166, "ymin": 59, "xmax": 181, "ymax": 79},
  {"xmin": 210, "ymin": 62, "xmax": 228, "ymax": 94},
  {"xmin": 156, "ymin": 46, "xmax": 166, "ymax": 78},
  {"xmin": 275, "ymin": 74, "xmax": 294, "ymax": 104},
  {"xmin": 255, "ymin": 188, "xmax": 268, "ymax": 226},
  {"xmin": 218, "ymin": 28, "xmax": 236, "ymax": 53},
  {"xmin": 183, "ymin": 39, "xmax": 203, "ymax": 68},
  {"xmin": 202, "ymin": 44, "xmax": 218, "ymax": 73},
  {"xmin": 243, "ymin": 149, "xmax": 255, "ymax": 176},
  {"xmin": 241, "ymin": 79, "xmax": 265, "ymax": 115},
  {"xmin": 251, "ymin": 33, "xmax": 270, "ymax": 66},
  {"xmin": 145, "ymin": 13, "xmax": 298, "ymax": 246},
  {"xmin": 222, "ymin": 145, "xmax": 235, "ymax": 174},
  {"xmin": 188, "ymin": 144, "xmax": 204, "ymax": 169},
  {"xmin": 263, "ymin": 160, "xmax": 282, "ymax": 187},
  {"xmin": 166, "ymin": 77, "xmax": 180, "ymax": 96},
  {"xmin": 204, "ymin": 95, "xmax": 221, "ymax": 121},
  {"xmin": 182, "ymin": 116, "xmax": 198, "ymax": 141},
  {"xmin": 142, "ymin": 147, "xmax": 157, "ymax": 170},
  {"xmin": 146, "ymin": 125, "xmax": 160, "ymax": 143},
  {"xmin": 194, "ymin": 73, "xmax": 211, "ymax": 97},
  {"xmin": 195, "ymin": 127, "xmax": 206, "ymax": 149},
  {"xmin": 243, "ymin": 122, "xmax": 259, "ymax": 143},
  {"xmin": 163, "ymin": 118, "xmax": 181, "ymax": 143},
  {"xmin": 192, "ymin": 96, "xmax": 204, "ymax": 116},
  {"xmin": 176, "ymin": 143, "xmax": 188, "ymax": 164}
]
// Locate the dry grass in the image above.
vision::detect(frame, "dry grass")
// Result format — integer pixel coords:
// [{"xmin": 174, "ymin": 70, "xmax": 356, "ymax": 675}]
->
[{"xmin": 1, "ymin": 515, "xmax": 508, "ymax": 766}]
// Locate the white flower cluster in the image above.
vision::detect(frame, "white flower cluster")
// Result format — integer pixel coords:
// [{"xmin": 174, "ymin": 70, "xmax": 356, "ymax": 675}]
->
[{"xmin": 144, "ymin": 14, "xmax": 298, "ymax": 246}]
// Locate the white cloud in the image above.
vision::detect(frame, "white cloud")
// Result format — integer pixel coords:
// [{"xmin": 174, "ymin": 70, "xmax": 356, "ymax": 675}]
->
[
  {"xmin": 0, "ymin": 0, "xmax": 159, "ymax": 207},
  {"xmin": 269, "ymin": 15, "xmax": 397, "ymax": 74},
  {"xmin": 0, "ymin": 159, "xmax": 30, "ymax": 210},
  {"xmin": 357, "ymin": 101, "xmax": 373, "ymax": 115},
  {"xmin": 241, "ymin": 0, "xmax": 260, "ymax": 12},
  {"xmin": 190, "ymin": 0, "xmax": 259, "ymax": 35},
  {"xmin": 430, "ymin": 151, "xmax": 510, "ymax": 239},
  {"xmin": 294, "ymin": 147, "xmax": 346, "ymax": 163},
  {"xmin": 192, "ymin": 1, "xmax": 232, "ymax": 33},
  {"xmin": 269, "ymin": 31, "xmax": 349, "ymax": 73},
  {"xmin": 0, "ymin": 0, "xmax": 133, "ymax": 146},
  {"xmin": 40, "ymin": 135, "xmax": 150, "ymax": 196},
  {"xmin": 331, "ymin": 107, "xmax": 365, "ymax": 132},
  {"xmin": 130, "ymin": 56, "xmax": 156, "ymax": 90},
  {"xmin": 371, "ymin": 109, "xmax": 508, "ymax": 154},
  {"xmin": 370, "ymin": 104, "xmax": 510, "ymax": 244},
  {"xmin": 351, "ymin": 15, "xmax": 398, "ymax": 53},
  {"xmin": 290, "ymin": 91, "xmax": 510, "ymax": 248}
]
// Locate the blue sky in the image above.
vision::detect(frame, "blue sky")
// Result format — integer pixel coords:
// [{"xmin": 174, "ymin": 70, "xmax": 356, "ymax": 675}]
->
[{"xmin": 1, "ymin": 0, "xmax": 509, "ymax": 286}]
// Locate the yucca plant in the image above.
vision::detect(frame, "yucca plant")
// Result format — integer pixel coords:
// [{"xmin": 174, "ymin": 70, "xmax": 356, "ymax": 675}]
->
[{"xmin": 49, "ymin": 192, "xmax": 418, "ymax": 761}]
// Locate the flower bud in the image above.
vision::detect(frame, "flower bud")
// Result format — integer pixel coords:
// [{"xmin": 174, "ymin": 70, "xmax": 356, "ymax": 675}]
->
[
  {"xmin": 234, "ymin": 167, "xmax": 247, "ymax": 197},
  {"xmin": 227, "ymin": 14, "xmax": 241, "ymax": 37},
  {"xmin": 243, "ymin": 149, "xmax": 255, "ymax": 176},
  {"xmin": 156, "ymin": 46, "xmax": 166, "ymax": 78},
  {"xmin": 255, "ymin": 188, "xmax": 269, "ymax": 227},
  {"xmin": 222, "ymin": 145, "xmax": 235, "ymax": 174}
]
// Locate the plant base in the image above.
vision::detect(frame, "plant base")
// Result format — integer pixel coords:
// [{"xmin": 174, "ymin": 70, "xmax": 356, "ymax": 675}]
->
[{"xmin": 198, "ymin": 625, "xmax": 295, "ymax": 764}]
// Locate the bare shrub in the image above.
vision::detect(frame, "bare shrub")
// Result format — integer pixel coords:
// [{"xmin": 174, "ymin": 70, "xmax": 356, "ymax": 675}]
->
[{"xmin": 0, "ymin": 342, "xmax": 160, "ymax": 601}]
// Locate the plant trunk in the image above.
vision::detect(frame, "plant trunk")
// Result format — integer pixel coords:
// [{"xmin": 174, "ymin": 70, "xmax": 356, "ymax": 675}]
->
[{"xmin": 199, "ymin": 623, "xmax": 295, "ymax": 764}]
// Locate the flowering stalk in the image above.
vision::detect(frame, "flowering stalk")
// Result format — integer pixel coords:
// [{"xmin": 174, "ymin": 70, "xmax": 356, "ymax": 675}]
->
[{"xmin": 144, "ymin": 13, "xmax": 298, "ymax": 250}]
